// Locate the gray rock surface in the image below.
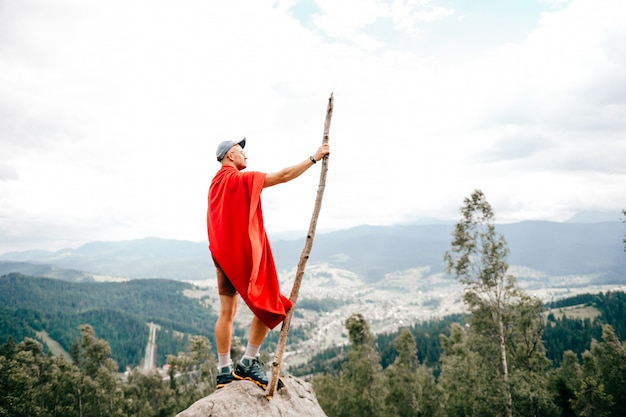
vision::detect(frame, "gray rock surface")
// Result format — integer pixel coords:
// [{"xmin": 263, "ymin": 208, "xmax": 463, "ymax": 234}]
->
[{"xmin": 176, "ymin": 376, "xmax": 328, "ymax": 417}]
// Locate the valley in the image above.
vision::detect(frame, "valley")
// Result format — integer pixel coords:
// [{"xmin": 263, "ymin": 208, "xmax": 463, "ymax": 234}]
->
[
  {"xmin": 1, "ymin": 220, "xmax": 624, "ymax": 372},
  {"xmin": 187, "ymin": 261, "xmax": 625, "ymax": 371}
]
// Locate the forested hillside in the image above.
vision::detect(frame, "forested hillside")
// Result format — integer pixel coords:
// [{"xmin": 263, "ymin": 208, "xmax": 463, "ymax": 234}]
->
[{"xmin": 0, "ymin": 273, "xmax": 217, "ymax": 370}]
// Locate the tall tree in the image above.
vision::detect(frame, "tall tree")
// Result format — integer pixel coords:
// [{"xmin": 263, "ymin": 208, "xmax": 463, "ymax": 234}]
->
[
  {"xmin": 444, "ymin": 189, "xmax": 555, "ymax": 417},
  {"xmin": 444, "ymin": 189, "xmax": 515, "ymax": 417}
]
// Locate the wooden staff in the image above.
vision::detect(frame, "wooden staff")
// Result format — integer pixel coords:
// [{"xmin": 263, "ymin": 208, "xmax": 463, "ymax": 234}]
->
[{"xmin": 265, "ymin": 93, "xmax": 334, "ymax": 400}]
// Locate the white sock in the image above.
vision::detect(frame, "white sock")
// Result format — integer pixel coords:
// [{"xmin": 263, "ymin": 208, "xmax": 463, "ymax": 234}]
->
[
  {"xmin": 243, "ymin": 343, "xmax": 261, "ymax": 360},
  {"xmin": 218, "ymin": 353, "xmax": 231, "ymax": 369}
]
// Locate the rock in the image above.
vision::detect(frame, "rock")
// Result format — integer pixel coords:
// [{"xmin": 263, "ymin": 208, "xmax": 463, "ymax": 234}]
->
[{"xmin": 176, "ymin": 375, "xmax": 328, "ymax": 417}]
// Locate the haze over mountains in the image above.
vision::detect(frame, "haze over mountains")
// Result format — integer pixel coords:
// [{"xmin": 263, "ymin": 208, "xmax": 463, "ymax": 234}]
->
[{"xmin": 1, "ymin": 220, "xmax": 624, "ymax": 286}]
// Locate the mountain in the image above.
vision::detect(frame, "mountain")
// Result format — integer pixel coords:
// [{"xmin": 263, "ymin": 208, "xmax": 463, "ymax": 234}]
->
[
  {"xmin": 503, "ymin": 221, "xmax": 625, "ymax": 280},
  {"xmin": 0, "ymin": 237, "xmax": 212, "ymax": 281},
  {"xmin": 279, "ymin": 220, "xmax": 624, "ymax": 283},
  {"xmin": 0, "ymin": 221, "xmax": 624, "ymax": 284},
  {"xmin": 566, "ymin": 210, "xmax": 624, "ymax": 223}
]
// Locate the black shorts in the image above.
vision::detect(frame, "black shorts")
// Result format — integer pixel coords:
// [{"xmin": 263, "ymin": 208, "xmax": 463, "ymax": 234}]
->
[{"xmin": 212, "ymin": 256, "xmax": 237, "ymax": 296}]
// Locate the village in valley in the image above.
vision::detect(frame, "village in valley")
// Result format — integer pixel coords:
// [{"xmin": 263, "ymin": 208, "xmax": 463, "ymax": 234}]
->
[{"xmin": 182, "ymin": 262, "xmax": 625, "ymax": 372}]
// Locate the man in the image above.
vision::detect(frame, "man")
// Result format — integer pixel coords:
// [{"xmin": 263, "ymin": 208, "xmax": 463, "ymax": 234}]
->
[{"xmin": 207, "ymin": 137, "xmax": 330, "ymax": 389}]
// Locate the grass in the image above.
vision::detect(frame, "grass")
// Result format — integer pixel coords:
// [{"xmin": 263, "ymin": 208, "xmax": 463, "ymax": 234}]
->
[
  {"xmin": 544, "ymin": 304, "xmax": 602, "ymax": 321},
  {"xmin": 35, "ymin": 330, "xmax": 72, "ymax": 361}
]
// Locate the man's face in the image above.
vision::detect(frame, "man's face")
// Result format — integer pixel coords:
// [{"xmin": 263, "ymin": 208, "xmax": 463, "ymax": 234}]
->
[{"xmin": 228, "ymin": 145, "xmax": 247, "ymax": 170}]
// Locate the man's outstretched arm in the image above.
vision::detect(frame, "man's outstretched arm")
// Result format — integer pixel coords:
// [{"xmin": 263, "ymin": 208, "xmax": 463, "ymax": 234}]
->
[{"xmin": 263, "ymin": 144, "xmax": 330, "ymax": 188}]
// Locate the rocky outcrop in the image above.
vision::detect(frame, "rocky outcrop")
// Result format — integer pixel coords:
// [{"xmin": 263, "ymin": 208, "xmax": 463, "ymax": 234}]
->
[{"xmin": 176, "ymin": 376, "xmax": 328, "ymax": 417}]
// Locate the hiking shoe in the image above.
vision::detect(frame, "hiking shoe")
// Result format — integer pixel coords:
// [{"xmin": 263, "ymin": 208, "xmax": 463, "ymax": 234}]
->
[
  {"xmin": 234, "ymin": 356, "xmax": 269, "ymax": 389},
  {"xmin": 216, "ymin": 364, "xmax": 235, "ymax": 389}
]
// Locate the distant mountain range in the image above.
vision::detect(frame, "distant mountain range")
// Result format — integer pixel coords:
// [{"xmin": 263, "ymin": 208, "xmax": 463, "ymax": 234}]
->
[
  {"xmin": 1, "ymin": 221, "xmax": 625, "ymax": 285},
  {"xmin": 1, "ymin": 220, "xmax": 625, "ymax": 371}
]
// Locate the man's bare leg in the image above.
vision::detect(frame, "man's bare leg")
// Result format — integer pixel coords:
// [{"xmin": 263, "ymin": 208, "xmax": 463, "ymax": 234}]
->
[
  {"xmin": 248, "ymin": 315, "xmax": 269, "ymax": 347},
  {"xmin": 215, "ymin": 294, "xmax": 238, "ymax": 362},
  {"xmin": 215, "ymin": 293, "xmax": 238, "ymax": 388},
  {"xmin": 235, "ymin": 315, "xmax": 271, "ymax": 388},
  {"xmin": 241, "ymin": 315, "xmax": 270, "ymax": 359}
]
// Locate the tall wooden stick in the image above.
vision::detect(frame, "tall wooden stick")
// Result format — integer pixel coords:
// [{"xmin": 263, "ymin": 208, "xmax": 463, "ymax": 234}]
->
[{"xmin": 265, "ymin": 93, "xmax": 334, "ymax": 400}]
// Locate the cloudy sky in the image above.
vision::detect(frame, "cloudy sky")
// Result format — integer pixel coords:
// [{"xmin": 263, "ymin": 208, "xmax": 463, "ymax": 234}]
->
[{"xmin": 1, "ymin": 0, "xmax": 625, "ymax": 253}]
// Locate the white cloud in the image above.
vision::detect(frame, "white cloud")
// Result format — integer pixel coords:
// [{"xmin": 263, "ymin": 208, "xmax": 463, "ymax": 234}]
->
[
  {"xmin": 307, "ymin": 0, "xmax": 454, "ymax": 49},
  {"xmin": 390, "ymin": 0, "xmax": 454, "ymax": 34},
  {"xmin": 1, "ymin": 0, "xmax": 625, "ymax": 252}
]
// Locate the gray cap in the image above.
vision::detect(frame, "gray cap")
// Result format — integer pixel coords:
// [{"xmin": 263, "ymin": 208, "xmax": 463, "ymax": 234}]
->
[{"xmin": 216, "ymin": 137, "xmax": 246, "ymax": 161}]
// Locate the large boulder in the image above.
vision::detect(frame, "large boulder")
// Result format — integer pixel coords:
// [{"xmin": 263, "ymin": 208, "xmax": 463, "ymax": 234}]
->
[{"xmin": 176, "ymin": 375, "xmax": 328, "ymax": 417}]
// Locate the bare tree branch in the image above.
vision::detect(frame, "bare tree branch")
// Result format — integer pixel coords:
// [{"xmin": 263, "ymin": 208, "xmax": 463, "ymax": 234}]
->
[{"xmin": 265, "ymin": 93, "xmax": 334, "ymax": 400}]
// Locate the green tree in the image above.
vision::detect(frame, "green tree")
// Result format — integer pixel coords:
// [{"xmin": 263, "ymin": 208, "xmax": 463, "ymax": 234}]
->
[
  {"xmin": 0, "ymin": 338, "xmax": 49, "ymax": 417},
  {"xmin": 0, "ymin": 337, "xmax": 86, "ymax": 417},
  {"xmin": 586, "ymin": 325, "xmax": 626, "ymax": 417},
  {"xmin": 384, "ymin": 329, "xmax": 441, "ymax": 417},
  {"xmin": 444, "ymin": 189, "xmax": 555, "ymax": 417},
  {"xmin": 508, "ymin": 294, "xmax": 557, "ymax": 417},
  {"xmin": 415, "ymin": 361, "xmax": 441, "ymax": 417},
  {"xmin": 444, "ymin": 190, "xmax": 516, "ymax": 417},
  {"xmin": 314, "ymin": 313, "xmax": 386, "ymax": 417},
  {"xmin": 550, "ymin": 350, "xmax": 582, "ymax": 417},
  {"xmin": 572, "ymin": 348, "xmax": 614, "ymax": 417},
  {"xmin": 575, "ymin": 377, "xmax": 613, "ymax": 417},
  {"xmin": 165, "ymin": 335, "xmax": 216, "ymax": 412},
  {"xmin": 121, "ymin": 370, "xmax": 177, "ymax": 417},
  {"xmin": 74, "ymin": 324, "xmax": 123, "ymax": 417},
  {"xmin": 438, "ymin": 323, "xmax": 506, "ymax": 417},
  {"xmin": 0, "ymin": 336, "xmax": 16, "ymax": 359}
]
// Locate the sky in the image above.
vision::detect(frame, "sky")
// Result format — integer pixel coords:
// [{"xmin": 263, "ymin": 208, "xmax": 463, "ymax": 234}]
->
[{"xmin": 1, "ymin": 0, "xmax": 625, "ymax": 253}]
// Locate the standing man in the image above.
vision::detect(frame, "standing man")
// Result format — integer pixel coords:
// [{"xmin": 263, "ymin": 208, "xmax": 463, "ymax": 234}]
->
[{"xmin": 207, "ymin": 137, "xmax": 330, "ymax": 389}]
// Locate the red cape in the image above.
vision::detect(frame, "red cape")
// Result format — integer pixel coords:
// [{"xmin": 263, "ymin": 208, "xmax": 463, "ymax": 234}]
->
[{"xmin": 207, "ymin": 166, "xmax": 292, "ymax": 329}]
